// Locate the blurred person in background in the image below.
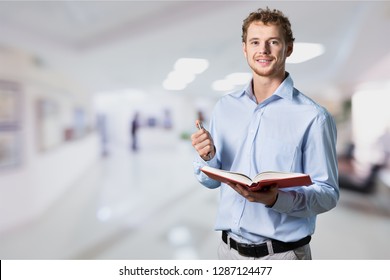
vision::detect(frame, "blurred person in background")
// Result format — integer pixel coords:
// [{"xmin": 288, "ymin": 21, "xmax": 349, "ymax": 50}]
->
[
  {"xmin": 191, "ymin": 7, "xmax": 339, "ymax": 260},
  {"xmin": 97, "ymin": 113, "xmax": 109, "ymax": 157},
  {"xmin": 130, "ymin": 111, "xmax": 140, "ymax": 152}
]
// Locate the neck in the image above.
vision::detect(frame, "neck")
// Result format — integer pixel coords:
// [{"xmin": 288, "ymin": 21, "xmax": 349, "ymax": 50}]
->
[{"xmin": 252, "ymin": 72, "xmax": 286, "ymax": 103}]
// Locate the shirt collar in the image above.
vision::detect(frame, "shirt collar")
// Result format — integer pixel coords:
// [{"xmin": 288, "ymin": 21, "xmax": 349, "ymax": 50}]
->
[{"xmin": 230, "ymin": 72, "xmax": 295, "ymax": 102}]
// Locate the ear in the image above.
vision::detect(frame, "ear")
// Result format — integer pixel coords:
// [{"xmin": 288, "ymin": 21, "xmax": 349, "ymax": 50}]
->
[
  {"xmin": 242, "ymin": 42, "xmax": 247, "ymax": 58},
  {"xmin": 286, "ymin": 42, "xmax": 293, "ymax": 57}
]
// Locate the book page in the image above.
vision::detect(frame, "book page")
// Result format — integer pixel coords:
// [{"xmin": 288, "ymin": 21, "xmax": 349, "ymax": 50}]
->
[
  {"xmin": 253, "ymin": 171, "xmax": 307, "ymax": 182},
  {"xmin": 201, "ymin": 166, "xmax": 311, "ymax": 189},
  {"xmin": 201, "ymin": 166, "xmax": 253, "ymax": 186}
]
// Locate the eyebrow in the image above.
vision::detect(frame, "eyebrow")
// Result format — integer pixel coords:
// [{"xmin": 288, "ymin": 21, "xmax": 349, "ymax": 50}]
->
[{"xmin": 248, "ymin": 37, "xmax": 282, "ymax": 42}]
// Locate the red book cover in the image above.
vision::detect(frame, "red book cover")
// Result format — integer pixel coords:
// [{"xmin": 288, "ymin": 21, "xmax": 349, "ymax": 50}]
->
[{"xmin": 201, "ymin": 166, "xmax": 312, "ymax": 191}]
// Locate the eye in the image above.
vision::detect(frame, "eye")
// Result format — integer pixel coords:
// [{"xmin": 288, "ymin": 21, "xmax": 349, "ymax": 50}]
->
[
  {"xmin": 250, "ymin": 40, "xmax": 259, "ymax": 46},
  {"xmin": 269, "ymin": 40, "xmax": 279, "ymax": 45}
]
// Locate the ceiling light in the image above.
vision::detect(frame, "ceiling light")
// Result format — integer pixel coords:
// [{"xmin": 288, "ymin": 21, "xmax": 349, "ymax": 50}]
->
[
  {"xmin": 212, "ymin": 80, "xmax": 235, "ymax": 92},
  {"xmin": 174, "ymin": 58, "xmax": 209, "ymax": 74},
  {"xmin": 212, "ymin": 72, "xmax": 251, "ymax": 92},
  {"xmin": 287, "ymin": 42, "xmax": 325, "ymax": 64},
  {"xmin": 163, "ymin": 70, "xmax": 195, "ymax": 90},
  {"xmin": 226, "ymin": 72, "xmax": 252, "ymax": 85},
  {"xmin": 167, "ymin": 71, "xmax": 195, "ymax": 84},
  {"xmin": 163, "ymin": 57, "xmax": 209, "ymax": 91},
  {"xmin": 163, "ymin": 78, "xmax": 187, "ymax": 91}
]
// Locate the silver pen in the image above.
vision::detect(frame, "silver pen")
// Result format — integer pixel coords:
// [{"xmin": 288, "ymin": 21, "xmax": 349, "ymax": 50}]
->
[{"xmin": 196, "ymin": 121, "xmax": 204, "ymax": 130}]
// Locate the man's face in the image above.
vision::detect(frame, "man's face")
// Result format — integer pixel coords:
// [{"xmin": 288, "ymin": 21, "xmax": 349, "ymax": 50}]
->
[{"xmin": 243, "ymin": 21, "xmax": 293, "ymax": 79}]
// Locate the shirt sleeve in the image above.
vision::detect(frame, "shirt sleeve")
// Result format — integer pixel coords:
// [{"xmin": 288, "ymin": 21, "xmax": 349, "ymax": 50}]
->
[
  {"xmin": 193, "ymin": 154, "xmax": 221, "ymax": 189},
  {"xmin": 270, "ymin": 111, "xmax": 339, "ymax": 217},
  {"xmin": 192, "ymin": 108, "xmax": 222, "ymax": 189}
]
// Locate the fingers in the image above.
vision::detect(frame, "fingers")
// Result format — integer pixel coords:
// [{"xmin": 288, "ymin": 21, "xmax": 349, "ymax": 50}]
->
[
  {"xmin": 191, "ymin": 120, "xmax": 214, "ymax": 159},
  {"xmin": 227, "ymin": 182, "xmax": 248, "ymax": 196},
  {"xmin": 228, "ymin": 183, "xmax": 256, "ymax": 202},
  {"xmin": 192, "ymin": 131, "xmax": 211, "ymax": 147},
  {"xmin": 195, "ymin": 141, "xmax": 214, "ymax": 159},
  {"xmin": 228, "ymin": 183, "xmax": 278, "ymax": 204},
  {"xmin": 191, "ymin": 128, "xmax": 207, "ymax": 142},
  {"xmin": 191, "ymin": 120, "xmax": 207, "ymax": 142}
]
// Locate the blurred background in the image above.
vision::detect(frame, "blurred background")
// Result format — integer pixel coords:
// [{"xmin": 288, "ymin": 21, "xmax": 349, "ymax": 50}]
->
[{"xmin": 0, "ymin": 0, "xmax": 389, "ymax": 259}]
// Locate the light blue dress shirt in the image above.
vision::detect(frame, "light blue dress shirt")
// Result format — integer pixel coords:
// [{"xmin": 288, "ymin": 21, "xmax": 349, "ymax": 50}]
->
[{"xmin": 193, "ymin": 74, "xmax": 339, "ymax": 244}]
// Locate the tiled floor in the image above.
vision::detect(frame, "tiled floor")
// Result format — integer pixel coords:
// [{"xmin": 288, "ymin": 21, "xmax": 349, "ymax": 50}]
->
[{"xmin": 1, "ymin": 129, "xmax": 390, "ymax": 260}]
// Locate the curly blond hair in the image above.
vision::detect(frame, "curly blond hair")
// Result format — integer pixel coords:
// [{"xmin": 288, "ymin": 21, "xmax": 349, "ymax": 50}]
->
[{"xmin": 242, "ymin": 7, "xmax": 295, "ymax": 44}]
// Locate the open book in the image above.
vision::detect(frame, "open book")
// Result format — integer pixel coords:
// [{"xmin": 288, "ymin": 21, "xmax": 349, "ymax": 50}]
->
[{"xmin": 201, "ymin": 166, "xmax": 313, "ymax": 191}]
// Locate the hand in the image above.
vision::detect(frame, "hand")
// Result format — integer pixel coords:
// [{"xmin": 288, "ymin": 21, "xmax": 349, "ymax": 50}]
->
[
  {"xmin": 191, "ymin": 120, "xmax": 215, "ymax": 161},
  {"xmin": 227, "ymin": 182, "xmax": 279, "ymax": 206}
]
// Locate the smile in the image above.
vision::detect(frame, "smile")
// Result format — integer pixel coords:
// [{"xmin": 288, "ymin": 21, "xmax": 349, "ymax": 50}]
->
[
  {"xmin": 255, "ymin": 56, "xmax": 273, "ymax": 63},
  {"xmin": 256, "ymin": 58, "xmax": 273, "ymax": 66}
]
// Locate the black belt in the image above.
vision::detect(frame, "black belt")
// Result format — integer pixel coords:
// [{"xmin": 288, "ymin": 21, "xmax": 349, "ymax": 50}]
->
[{"xmin": 222, "ymin": 231, "xmax": 311, "ymax": 258}]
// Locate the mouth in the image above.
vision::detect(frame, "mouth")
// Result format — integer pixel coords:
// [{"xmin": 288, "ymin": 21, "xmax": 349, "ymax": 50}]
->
[
  {"xmin": 255, "ymin": 57, "xmax": 273, "ymax": 65},
  {"xmin": 257, "ymin": 59, "xmax": 271, "ymax": 62}
]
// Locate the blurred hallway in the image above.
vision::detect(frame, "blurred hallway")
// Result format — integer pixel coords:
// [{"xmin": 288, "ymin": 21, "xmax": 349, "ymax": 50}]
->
[
  {"xmin": 1, "ymin": 128, "xmax": 389, "ymax": 260},
  {"xmin": 1, "ymin": 1, "xmax": 390, "ymax": 261}
]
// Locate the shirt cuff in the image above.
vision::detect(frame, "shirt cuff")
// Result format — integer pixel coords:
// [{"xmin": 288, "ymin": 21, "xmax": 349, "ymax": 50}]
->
[
  {"xmin": 193, "ymin": 155, "xmax": 221, "ymax": 189},
  {"xmin": 193, "ymin": 153, "xmax": 218, "ymax": 174},
  {"xmin": 198, "ymin": 153, "xmax": 218, "ymax": 166}
]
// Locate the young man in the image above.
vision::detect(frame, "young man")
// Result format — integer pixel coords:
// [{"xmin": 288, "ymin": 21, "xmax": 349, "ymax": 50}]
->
[{"xmin": 191, "ymin": 7, "xmax": 339, "ymax": 260}]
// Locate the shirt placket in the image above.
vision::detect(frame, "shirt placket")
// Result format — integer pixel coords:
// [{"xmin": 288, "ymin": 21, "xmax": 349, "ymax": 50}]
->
[
  {"xmin": 248, "ymin": 107, "xmax": 264, "ymax": 178},
  {"xmin": 231, "ymin": 106, "xmax": 264, "ymax": 234}
]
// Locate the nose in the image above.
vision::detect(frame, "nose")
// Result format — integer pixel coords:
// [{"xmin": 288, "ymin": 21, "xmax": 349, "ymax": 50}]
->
[{"xmin": 258, "ymin": 42, "xmax": 270, "ymax": 55}]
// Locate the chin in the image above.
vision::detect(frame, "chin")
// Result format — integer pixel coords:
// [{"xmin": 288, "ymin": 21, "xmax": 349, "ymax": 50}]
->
[{"xmin": 253, "ymin": 69, "xmax": 274, "ymax": 77}]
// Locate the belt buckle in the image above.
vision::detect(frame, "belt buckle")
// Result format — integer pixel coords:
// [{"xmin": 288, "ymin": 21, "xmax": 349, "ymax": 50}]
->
[
  {"xmin": 227, "ymin": 236, "xmax": 249, "ymax": 256},
  {"xmin": 224, "ymin": 232, "xmax": 271, "ymax": 258},
  {"xmin": 229, "ymin": 237, "xmax": 239, "ymax": 252},
  {"xmin": 238, "ymin": 242, "xmax": 267, "ymax": 258},
  {"xmin": 227, "ymin": 236, "xmax": 232, "ymax": 249},
  {"xmin": 266, "ymin": 240, "xmax": 274, "ymax": 255}
]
